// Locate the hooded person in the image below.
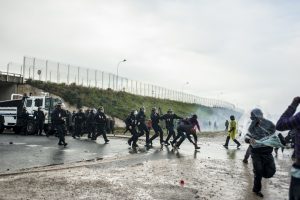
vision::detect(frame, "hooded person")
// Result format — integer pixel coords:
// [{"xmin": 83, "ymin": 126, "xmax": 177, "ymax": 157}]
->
[
  {"xmin": 223, "ymin": 115, "xmax": 241, "ymax": 149},
  {"xmin": 245, "ymin": 108, "xmax": 276, "ymax": 198}
]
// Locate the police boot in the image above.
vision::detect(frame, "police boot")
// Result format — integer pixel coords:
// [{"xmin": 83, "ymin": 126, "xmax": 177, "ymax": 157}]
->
[
  {"xmin": 223, "ymin": 136, "xmax": 230, "ymax": 148},
  {"xmin": 233, "ymin": 139, "xmax": 241, "ymax": 148}
]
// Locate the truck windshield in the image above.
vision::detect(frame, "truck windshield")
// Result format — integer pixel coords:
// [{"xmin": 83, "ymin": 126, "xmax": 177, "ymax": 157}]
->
[
  {"xmin": 26, "ymin": 99, "xmax": 32, "ymax": 107},
  {"xmin": 34, "ymin": 98, "xmax": 43, "ymax": 107}
]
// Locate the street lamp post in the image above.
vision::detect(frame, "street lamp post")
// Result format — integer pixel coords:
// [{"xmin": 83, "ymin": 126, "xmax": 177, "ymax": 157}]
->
[{"xmin": 116, "ymin": 59, "xmax": 126, "ymax": 91}]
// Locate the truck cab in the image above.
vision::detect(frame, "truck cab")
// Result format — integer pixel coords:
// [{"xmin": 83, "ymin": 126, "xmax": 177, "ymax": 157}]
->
[{"xmin": 0, "ymin": 93, "xmax": 64, "ymax": 134}]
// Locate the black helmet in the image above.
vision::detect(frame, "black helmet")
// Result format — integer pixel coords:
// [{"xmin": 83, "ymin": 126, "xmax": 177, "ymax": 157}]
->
[
  {"xmin": 167, "ymin": 109, "xmax": 173, "ymax": 114},
  {"xmin": 230, "ymin": 115, "xmax": 235, "ymax": 120},
  {"xmin": 192, "ymin": 114, "xmax": 197, "ymax": 119}
]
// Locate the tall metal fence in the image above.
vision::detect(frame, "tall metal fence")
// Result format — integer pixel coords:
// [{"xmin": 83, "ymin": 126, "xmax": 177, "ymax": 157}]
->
[{"xmin": 2, "ymin": 56, "xmax": 236, "ymax": 110}]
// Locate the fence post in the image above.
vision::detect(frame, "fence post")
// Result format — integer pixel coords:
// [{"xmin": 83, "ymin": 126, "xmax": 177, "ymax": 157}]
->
[
  {"xmin": 67, "ymin": 64, "xmax": 70, "ymax": 84},
  {"xmin": 87, "ymin": 68, "xmax": 89, "ymax": 87},
  {"xmin": 6, "ymin": 63, "xmax": 9, "ymax": 82},
  {"xmin": 22, "ymin": 57, "xmax": 26, "ymax": 83},
  {"xmin": 95, "ymin": 70, "xmax": 97, "ymax": 87},
  {"xmin": 77, "ymin": 67, "xmax": 80, "ymax": 85},
  {"xmin": 33, "ymin": 58, "xmax": 36, "ymax": 80},
  {"xmin": 57, "ymin": 63, "xmax": 60, "ymax": 83},
  {"xmin": 45, "ymin": 60, "xmax": 48, "ymax": 82}
]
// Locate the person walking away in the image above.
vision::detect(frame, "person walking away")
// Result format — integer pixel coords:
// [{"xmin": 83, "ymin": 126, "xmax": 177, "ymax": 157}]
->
[
  {"xmin": 51, "ymin": 103, "xmax": 67, "ymax": 146},
  {"xmin": 94, "ymin": 106, "xmax": 109, "ymax": 144},
  {"xmin": 147, "ymin": 107, "xmax": 164, "ymax": 147},
  {"xmin": 136, "ymin": 107, "xmax": 150, "ymax": 146},
  {"xmin": 276, "ymin": 97, "xmax": 300, "ymax": 200},
  {"xmin": 223, "ymin": 115, "xmax": 241, "ymax": 149},
  {"xmin": 33, "ymin": 107, "xmax": 45, "ymax": 136},
  {"xmin": 161, "ymin": 109, "xmax": 183, "ymax": 146},
  {"xmin": 245, "ymin": 108, "xmax": 276, "ymax": 198}
]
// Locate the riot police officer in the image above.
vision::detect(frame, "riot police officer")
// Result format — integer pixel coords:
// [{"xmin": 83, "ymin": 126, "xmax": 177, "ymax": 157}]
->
[
  {"xmin": 136, "ymin": 107, "xmax": 150, "ymax": 146},
  {"xmin": 51, "ymin": 103, "xmax": 67, "ymax": 146},
  {"xmin": 87, "ymin": 109, "xmax": 96, "ymax": 139},
  {"xmin": 33, "ymin": 107, "xmax": 45, "ymax": 136},
  {"xmin": 93, "ymin": 106, "xmax": 109, "ymax": 144},
  {"xmin": 17, "ymin": 107, "xmax": 29, "ymax": 135},
  {"xmin": 161, "ymin": 109, "xmax": 183, "ymax": 145},
  {"xmin": 125, "ymin": 110, "xmax": 139, "ymax": 148},
  {"xmin": 72, "ymin": 108, "xmax": 86, "ymax": 138},
  {"xmin": 147, "ymin": 107, "xmax": 164, "ymax": 146}
]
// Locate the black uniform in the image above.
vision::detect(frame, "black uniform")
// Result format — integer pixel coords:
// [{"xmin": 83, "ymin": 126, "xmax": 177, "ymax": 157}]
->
[
  {"xmin": 94, "ymin": 111, "xmax": 109, "ymax": 143},
  {"xmin": 33, "ymin": 109, "xmax": 45, "ymax": 135},
  {"xmin": 0, "ymin": 115, "xmax": 5, "ymax": 133},
  {"xmin": 72, "ymin": 111, "xmax": 86, "ymax": 138},
  {"xmin": 161, "ymin": 113, "xmax": 182, "ymax": 144},
  {"xmin": 136, "ymin": 110, "xmax": 150, "ymax": 144},
  {"xmin": 86, "ymin": 110, "xmax": 96, "ymax": 138},
  {"xmin": 51, "ymin": 107, "xmax": 67, "ymax": 146},
  {"xmin": 125, "ymin": 113, "xmax": 139, "ymax": 147},
  {"xmin": 148, "ymin": 112, "xmax": 164, "ymax": 145},
  {"xmin": 17, "ymin": 109, "xmax": 29, "ymax": 135}
]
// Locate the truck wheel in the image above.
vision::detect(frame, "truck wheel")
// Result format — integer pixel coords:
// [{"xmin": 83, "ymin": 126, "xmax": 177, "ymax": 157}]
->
[
  {"xmin": 0, "ymin": 125, "xmax": 4, "ymax": 134},
  {"xmin": 27, "ymin": 121, "xmax": 36, "ymax": 135}
]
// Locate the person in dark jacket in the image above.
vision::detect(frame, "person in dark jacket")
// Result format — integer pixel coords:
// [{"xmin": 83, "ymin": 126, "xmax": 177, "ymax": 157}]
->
[
  {"xmin": 171, "ymin": 114, "xmax": 201, "ymax": 150},
  {"xmin": 33, "ymin": 107, "xmax": 45, "ymax": 136},
  {"xmin": 161, "ymin": 109, "xmax": 182, "ymax": 145},
  {"xmin": 93, "ymin": 106, "xmax": 109, "ymax": 144},
  {"xmin": 245, "ymin": 108, "xmax": 276, "ymax": 198},
  {"xmin": 126, "ymin": 110, "xmax": 139, "ymax": 148},
  {"xmin": 18, "ymin": 107, "xmax": 29, "ymax": 135},
  {"xmin": 72, "ymin": 108, "xmax": 86, "ymax": 138},
  {"xmin": 276, "ymin": 96, "xmax": 300, "ymax": 200},
  {"xmin": 51, "ymin": 103, "xmax": 67, "ymax": 146},
  {"xmin": 147, "ymin": 107, "xmax": 164, "ymax": 147},
  {"xmin": 87, "ymin": 109, "xmax": 96, "ymax": 139},
  {"xmin": 136, "ymin": 107, "xmax": 150, "ymax": 146}
]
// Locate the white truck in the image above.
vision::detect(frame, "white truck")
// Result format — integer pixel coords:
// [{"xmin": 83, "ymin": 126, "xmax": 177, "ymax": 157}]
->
[{"xmin": 0, "ymin": 93, "xmax": 64, "ymax": 134}]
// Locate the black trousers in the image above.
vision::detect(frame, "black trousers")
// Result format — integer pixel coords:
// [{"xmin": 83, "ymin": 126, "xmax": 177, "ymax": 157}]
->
[
  {"xmin": 55, "ymin": 124, "xmax": 66, "ymax": 144},
  {"xmin": 138, "ymin": 123, "xmax": 150, "ymax": 144},
  {"xmin": 88, "ymin": 123, "xmax": 96, "ymax": 138},
  {"xmin": 74, "ymin": 123, "xmax": 83, "ymax": 137},
  {"xmin": 165, "ymin": 127, "xmax": 176, "ymax": 142},
  {"xmin": 244, "ymin": 145, "xmax": 252, "ymax": 160},
  {"xmin": 128, "ymin": 128, "xmax": 141, "ymax": 146},
  {"xmin": 95, "ymin": 126, "xmax": 108, "ymax": 141},
  {"xmin": 251, "ymin": 152, "xmax": 276, "ymax": 193},
  {"xmin": 149, "ymin": 125, "xmax": 164, "ymax": 144},
  {"xmin": 290, "ymin": 175, "xmax": 300, "ymax": 200},
  {"xmin": 37, "ymin": 121, "xmax": 44, "ymax": 135}
]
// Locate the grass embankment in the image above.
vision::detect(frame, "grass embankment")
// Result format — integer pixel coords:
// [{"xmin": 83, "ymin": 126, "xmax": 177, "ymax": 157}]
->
[{"xmin": 27, "ymin": 80, "xmax": 240, "ymax": 122}]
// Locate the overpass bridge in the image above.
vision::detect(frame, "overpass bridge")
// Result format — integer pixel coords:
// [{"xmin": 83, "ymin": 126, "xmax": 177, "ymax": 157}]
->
[{"xmin": 0, "ymin": 71, "xmax": 24, "ymax": 101}]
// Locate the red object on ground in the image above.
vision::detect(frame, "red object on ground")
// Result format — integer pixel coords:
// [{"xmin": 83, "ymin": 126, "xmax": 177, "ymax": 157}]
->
[{"xmin": 180, "ymin": 180, "xmax": 185, "ymax": 185}]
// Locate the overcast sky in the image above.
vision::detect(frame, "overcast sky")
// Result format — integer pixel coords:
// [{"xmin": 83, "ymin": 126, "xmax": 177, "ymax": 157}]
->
[{"xmin": 0, "ymin": 0, "xmax": 299, "ymax": 116}]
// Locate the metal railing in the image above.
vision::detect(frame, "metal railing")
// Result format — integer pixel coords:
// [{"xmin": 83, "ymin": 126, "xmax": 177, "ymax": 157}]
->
[{"xmin": 2, "ymin": 56, "xmax": 236, "ymax": 110}]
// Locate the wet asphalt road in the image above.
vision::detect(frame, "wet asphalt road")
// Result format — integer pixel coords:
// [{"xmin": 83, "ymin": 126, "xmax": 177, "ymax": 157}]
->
[{"xmin": 0, "ymin": 133, "xmax": 294, "ymax": 174}]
